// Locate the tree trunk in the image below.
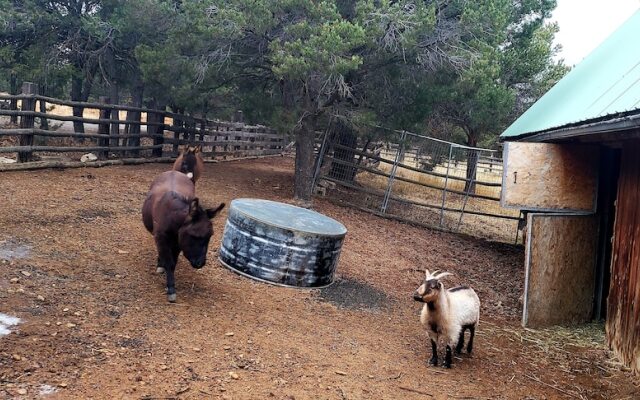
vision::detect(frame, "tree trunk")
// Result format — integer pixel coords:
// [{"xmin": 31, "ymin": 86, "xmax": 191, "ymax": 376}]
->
[
  {"xmin": 294, "ymin": 115, "xmax": 317, "ymax": 202},
  {"xmin": 71, "ymin": 76, "xmax": 85, "ymax": 136},
  {"xmin": 329, "ymin": 120, "xmax": 358, "ymax": 181},
  {"xmin": 464, "ymin": 133, "xmax": 479, "ymax": 194}
]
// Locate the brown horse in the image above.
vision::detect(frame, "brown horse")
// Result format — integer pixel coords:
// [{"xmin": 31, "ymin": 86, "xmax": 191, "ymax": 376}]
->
[
  {"xmin": 142, "ymin": 170, "xmax": 225, "ymax": 302},
  {"xmin": 172, "ymin": 145, "xmax": 204, "ymax": 183}
]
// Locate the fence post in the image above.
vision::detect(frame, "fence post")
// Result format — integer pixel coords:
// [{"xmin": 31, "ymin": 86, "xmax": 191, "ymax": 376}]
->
[
  {"xmin": 17, "ymin": 82, "xmax": 37, "ymax": 163},
  {"xmin": 199, "ymin": 119, "xmax": 206, "ymax": 142},
  {"xmin": 38, "ymin": 84, "xmax": 49, "ymax": 130},
  {"xmin": 172, "ymin": 112, "xmax": 182, "ymax": 155},
  {"xmin": 439, "ymin": 144, "xmax": 454, "ymax": 227},
  {"xmin": 151, "ymin": 105, "xmax": 166, "ymax": 158},
  {"xmin": 98, "ymin": 97, "xmax": 111, "ymax": 160},
  {"xmin": 381, "ymin": 130, "xmax": 406, "ymax": 213}
]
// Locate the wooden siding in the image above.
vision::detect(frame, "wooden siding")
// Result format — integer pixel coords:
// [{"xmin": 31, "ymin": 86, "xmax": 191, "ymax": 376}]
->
[
  {"xmin": 607, "ymin": 141, "xmax": 640, "ymax": 374},
  {"xmin": 523, "ymin": 213, "xmax": 598, "ymax": 327},
  {"xmin": 501, "ymin": 142, "xmax": 599, "ymax": 212}
]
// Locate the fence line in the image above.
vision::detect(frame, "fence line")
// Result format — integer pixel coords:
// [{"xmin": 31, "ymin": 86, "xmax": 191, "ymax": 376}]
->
[
  {"xmin": 313, "ymin": 125, "xmax": 520, "ymax": 243},
  {"xmin": 0, "ymin": 82, "xmax": 285, "ymax": 165}
]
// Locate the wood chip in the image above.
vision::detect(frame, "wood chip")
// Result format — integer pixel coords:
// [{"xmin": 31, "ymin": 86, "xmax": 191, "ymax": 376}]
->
[
  {"xmin": 335, "ymin": 370, "xmax": 347, "ymax": 376},
  {"xmin": 20, "ymin": 271, "xmax": 31, "ymax": 277},
  {"xmin": 229, "ymin": 371, "xmax": 239, "ymax": 380}
]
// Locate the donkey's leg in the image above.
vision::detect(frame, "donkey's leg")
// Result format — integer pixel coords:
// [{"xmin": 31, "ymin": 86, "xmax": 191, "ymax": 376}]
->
[{"xmin": 155, "ymin": 234, "xmax": 179, "ymax": 302}]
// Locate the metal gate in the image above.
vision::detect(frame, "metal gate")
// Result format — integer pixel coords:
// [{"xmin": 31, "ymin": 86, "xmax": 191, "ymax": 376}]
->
[{"xmin": 312, "ymin": 127, "xmax": 520, "ymax": 242}]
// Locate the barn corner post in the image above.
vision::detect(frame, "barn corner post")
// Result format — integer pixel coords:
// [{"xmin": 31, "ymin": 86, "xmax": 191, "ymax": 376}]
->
[
  {"xmin": 97, "ymin": 96, "xmax": 111, "ymax": 160},
  {"xmin": 17, "ymin": 82, "xmax": 37, "ymax": 163}
]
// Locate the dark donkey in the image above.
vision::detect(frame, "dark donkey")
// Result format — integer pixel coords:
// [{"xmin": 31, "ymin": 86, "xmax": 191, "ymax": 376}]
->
[
  {"xmin": 142, "ymin": 170, "xmax": 225, "ymax": 302},
  {"xmin": 173, "ymin": 145, "xmax": 205, "ymax": 183}
]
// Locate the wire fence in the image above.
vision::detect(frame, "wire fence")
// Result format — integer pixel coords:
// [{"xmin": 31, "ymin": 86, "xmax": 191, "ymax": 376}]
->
[{"xmin": 312, "ymin": 126, "xmax": 520, "ymax": 243}]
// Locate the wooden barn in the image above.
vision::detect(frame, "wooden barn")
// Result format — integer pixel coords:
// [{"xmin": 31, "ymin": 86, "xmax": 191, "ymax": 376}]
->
[{"xmin": 500, "ymin": 10, "xmax": 640, "ymax": 373}]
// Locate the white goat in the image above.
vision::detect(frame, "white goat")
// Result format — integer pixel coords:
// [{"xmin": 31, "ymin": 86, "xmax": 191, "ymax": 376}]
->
[{"xmin": 413, "ymin": 269, "xmax": 480, "ymax": 368}]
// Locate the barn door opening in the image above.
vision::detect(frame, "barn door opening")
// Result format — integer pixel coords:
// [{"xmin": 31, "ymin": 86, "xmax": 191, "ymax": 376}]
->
[{"xmin": 593, "ymin": 147, "xmax": 621, "ymax": 320}]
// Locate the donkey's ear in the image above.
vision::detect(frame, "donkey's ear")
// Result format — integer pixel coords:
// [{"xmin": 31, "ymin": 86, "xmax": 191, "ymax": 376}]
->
[
  {"xmin": 194, "ymin": 144, "xmax": 202, "ymax": 153},
  {"xmin": 189, "ymin": 198, "xmax": 200, "ymax": 217},
  {"xmin": 206, "ymin": 202, "xmax": 226, "ymax": 219}
]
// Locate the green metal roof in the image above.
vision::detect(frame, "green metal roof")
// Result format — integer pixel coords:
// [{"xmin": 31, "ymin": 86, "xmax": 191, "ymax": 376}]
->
[{"xmin": 501, "ymin": 9, "xmax": 640, "ymax": 141}]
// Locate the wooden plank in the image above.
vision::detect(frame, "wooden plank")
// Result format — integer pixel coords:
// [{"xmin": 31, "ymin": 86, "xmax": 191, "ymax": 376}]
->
[
  {"xmin": 607, "ymin": 141, "xmax": 640, "ymax": 374},
  {"xmin": 523, "ymin": 213, "xmax": 598, "ymax": 328},
  {"xmin": 0, "ymin": 110, "xmax": 165, "ymax": 126},
  {"xmin": 0, "ymin": 128, "xmax": 163, "ymax": 140},
  {"xmin": 0, "ymin": 145, "xmax": 162, "ymax": 153},
  {"xmin": 501, "ymin": 142, "xmax": 599, "ymax": 212}
]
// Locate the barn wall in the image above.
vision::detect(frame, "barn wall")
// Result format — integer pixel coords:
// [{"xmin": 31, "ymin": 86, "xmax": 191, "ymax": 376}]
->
[
  {"xmin": 501, "ymin": 142, "xmax": 599, "ymax": 212},
  {"xmin": 523, "ymin": 213, "xmax": 598, "ymax": 327},
  {"xmin": 607, "ymin": 141, "xmax": 640, "ymax": 374}
]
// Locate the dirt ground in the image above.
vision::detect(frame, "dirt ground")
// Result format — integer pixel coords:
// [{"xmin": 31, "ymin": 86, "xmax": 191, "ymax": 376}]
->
[{"xmin": 0, "ymin": 157, "xmax": 638, "ymax": 400}]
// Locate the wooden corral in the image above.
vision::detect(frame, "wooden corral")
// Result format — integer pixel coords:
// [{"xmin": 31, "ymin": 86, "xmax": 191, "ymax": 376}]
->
[
  {"xmin": 523, "ymin": 213, "xmax": 598, "ymax": 327},
  {"xmin": 501, "ymin": 142, "xmax": 599, "ymax": 212},
  {"xmin": 607, "ymin": 141, "xmax": 640, "ymax": 373},
  {"xmin": 0, "ymin": 86, "xmax": 284, "ymax": 167}
]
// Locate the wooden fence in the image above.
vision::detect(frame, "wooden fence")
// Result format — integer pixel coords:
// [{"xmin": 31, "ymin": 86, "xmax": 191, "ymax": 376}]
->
[{"xmin": 0, "ymin": 82, "xmax": 285, "ymax": 170}]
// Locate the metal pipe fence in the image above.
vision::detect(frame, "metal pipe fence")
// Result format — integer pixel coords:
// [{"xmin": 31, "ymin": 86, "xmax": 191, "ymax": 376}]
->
[{"xmin": 313, "ymin": 126, "xmax": 520, "ymax": 243}]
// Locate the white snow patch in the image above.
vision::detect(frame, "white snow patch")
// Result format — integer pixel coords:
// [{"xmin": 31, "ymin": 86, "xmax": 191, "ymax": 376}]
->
[
  {"xmin": 39, "ymin": 384, "xmax": 57, "ymax": 396},
  {"xmin": 0, "ymin": 313, "xmax": 21, "ymax": 336}
]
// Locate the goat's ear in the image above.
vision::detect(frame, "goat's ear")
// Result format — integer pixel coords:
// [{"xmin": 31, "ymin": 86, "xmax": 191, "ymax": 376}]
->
[
  {"xmin": 425, "ymin": 269, "xmax": 431, "ymax": 278},
  {"xmin": 206, "ymin": 202, "xmax": 226, "ymax": 219},
  {"xmin": 188, "ymin": 198, "xmax": 200, "ymax": 218}
]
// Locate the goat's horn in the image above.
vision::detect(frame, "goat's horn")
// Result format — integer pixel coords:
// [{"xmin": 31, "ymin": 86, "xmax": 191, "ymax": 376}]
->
[
  {"xmin": 430, "ymin": 269, "xmax": 440, "ymax": 278},
  {"xmin": 433, "ymin": 271, "xmax": 453, "ymax": 279}
]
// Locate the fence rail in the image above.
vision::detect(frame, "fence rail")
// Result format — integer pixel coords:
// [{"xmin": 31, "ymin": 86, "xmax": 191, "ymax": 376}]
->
[
  {"xmin": 312, "ymin": 125, "xmax": 520, "ymax": 243},
  {"xmin": 0, "ymin": 82, "xmax": 285, "ymax": 166}
]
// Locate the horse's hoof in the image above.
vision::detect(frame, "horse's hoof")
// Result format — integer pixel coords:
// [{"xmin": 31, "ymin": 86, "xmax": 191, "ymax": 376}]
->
[
  {"xmin": 156, "ymin": 267, "xmax": 165, "ymax": 274},
  {"xmin": 167, "ymin": 293, "xmax": 176, "ymax": 303}
]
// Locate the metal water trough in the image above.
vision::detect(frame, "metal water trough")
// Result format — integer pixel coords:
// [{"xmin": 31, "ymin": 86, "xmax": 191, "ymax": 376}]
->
[{"xmin": 218, "ymin": 198, "xmax": 347, "ymax": 288}]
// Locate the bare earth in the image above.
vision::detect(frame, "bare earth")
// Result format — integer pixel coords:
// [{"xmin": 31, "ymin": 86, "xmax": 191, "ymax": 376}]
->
[{"xmin": 0, "ymin": 157, "xmax": 638, "ymax": 399}]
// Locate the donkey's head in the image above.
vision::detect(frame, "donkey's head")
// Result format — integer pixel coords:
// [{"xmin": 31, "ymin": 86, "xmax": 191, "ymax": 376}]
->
[
  {"xmin": 173, "ymin": 145, "xmax": 204, "ymax": 182},
  {"xmin": 178, "ymin": 199, "xmax": 225, "ymax": 269}
]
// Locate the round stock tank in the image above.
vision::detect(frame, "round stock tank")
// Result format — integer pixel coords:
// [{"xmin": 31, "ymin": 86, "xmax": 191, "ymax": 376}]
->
[{"xmin": 218, "ymin": 198, "xmax": 347, "ymax": 288}]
